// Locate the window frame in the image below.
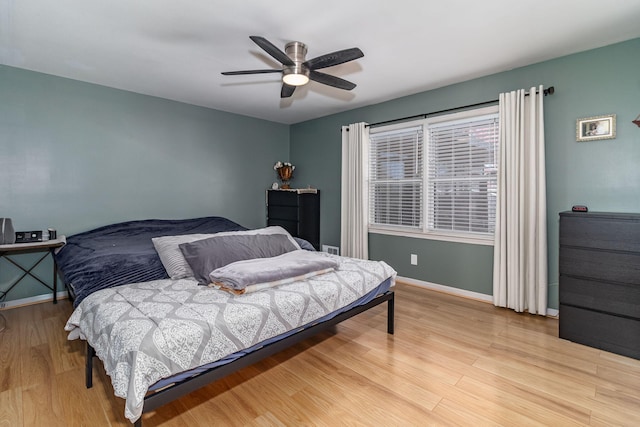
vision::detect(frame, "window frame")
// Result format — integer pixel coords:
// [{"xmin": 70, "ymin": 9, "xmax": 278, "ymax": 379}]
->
[
  {"xmin": 368, "ymin": 105, "xmax": 499, "ymax": 246},
  {"xmin": 368, "ymin": 123, "xmax": 424, "ymax": 231}
]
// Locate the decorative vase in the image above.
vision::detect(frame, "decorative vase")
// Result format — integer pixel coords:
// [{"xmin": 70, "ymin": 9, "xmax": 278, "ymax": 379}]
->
[{"xmin": 277, "ymin": 165, "xmax": 293, "ymax": 189}]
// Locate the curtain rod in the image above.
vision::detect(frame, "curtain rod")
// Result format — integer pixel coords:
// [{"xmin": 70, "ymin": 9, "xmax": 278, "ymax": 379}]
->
[{"xmin": 358, "ymin": 86, "xmax": 555, "ymax": 129}]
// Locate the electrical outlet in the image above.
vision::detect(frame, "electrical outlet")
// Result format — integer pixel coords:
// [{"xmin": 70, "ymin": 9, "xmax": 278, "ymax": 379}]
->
[
  {"xmin": 322, "ymin": 245, "xmax": 340, "ymax": 256},
  {"xmin": 0, "ymin": 302, "xmax": 6, "ymax": 309},
  {"xmin": 410, "ymin": 254, "xmax": 418, "ymax": 265}
]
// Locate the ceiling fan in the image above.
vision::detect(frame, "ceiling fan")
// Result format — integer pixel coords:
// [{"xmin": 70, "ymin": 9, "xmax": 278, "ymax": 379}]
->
[{"xmin": 222, "ymin": 36, "xmax": 364, "ymax": 98}]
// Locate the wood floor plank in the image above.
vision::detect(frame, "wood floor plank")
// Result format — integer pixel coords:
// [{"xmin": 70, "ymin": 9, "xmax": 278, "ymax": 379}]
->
[
  {"xmin": 56, "ymin": 366, "xmax": 116, "ymax": 426},
  {"xmin": 44, "ymin": 318, "xmax": 83, "ymax": 375},
  {"xmin": 596, "ymin": 363, "xmax": 640, "ymax": 391},
  {"xmin": 0, "ymin": 320, "xmax": 21, "ymax": 392},
  {"xmin": 249, "ymin": 411, "xmax": 287, "ymax": 427},
  {"xmin": 255, "ymin": 385, "xmax": 332, "ymax": 427},
  {"xmin": 489, "ymin": 336, "xmax": 599, "ymax": 376},
  {"xmin": 590, "ymin": 387, "xmax": 640, "ymax": 426},
  {"xmin": 288, "ymin": 385, "xmax": 357, "ymax": 427},
  {"xmin": 462, "ymin": 362, "xmax": 593, "ymax": 424},
  {"xmin": 598, "ymin": 348, "xmax": 640, "ymax": 370},
  {"xmin": 454, "ymin": 374, "xmax": 588, "ymax": 426},
  {"xmin": 472, "ymin": 354, "xmax": 598, "ymax": 417},
  {"xmin": 21, "ymin": 380, "xmax": 67, "ymax": 427},
  {"xmin": 313, "ymin": 340, "xmax": 446, "ymax": 411},
  {"xmin": 20, "ymin": 343, "xmax": 54, "ymax": 389},
  {"xmin": 15, "ymin": 307, "xmax": 49, "ymax": 350},
  {"xmin": 0, "ymin": 387, "xmax": 23, "ymax": 427},
  {"xmin": 432, "ymin": 397, "xmax": 504, "ymax": 427},
  {"xmin": 177, "ymin": 387, "xmax": 246, "ymax": 426},
  {"xmin": 589, "ymin": 412, "xmax": 640, "ymax": 427},
  {"xmin": 282, "ymin": 348, "xmax": 436, "ymax": 425}
]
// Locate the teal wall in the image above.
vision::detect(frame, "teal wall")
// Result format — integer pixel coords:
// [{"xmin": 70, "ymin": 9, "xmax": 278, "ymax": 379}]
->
[
  {"xmin": 2, "ymin": 38, "xmax": 639, "ymax": 307},
  {"xmin": 290, "ymin": 38, "xmax": 640, "ymax": 309},
  {"xmin": 0, "ymin": 65, "xmax": 289, "ymax": 302}
]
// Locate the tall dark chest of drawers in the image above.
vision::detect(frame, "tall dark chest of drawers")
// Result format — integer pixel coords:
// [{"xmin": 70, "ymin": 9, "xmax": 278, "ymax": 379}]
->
[
  {"xmin": 266, "ymin": 189, "xmax": 320, "ymax": 250},
  {"xmin": 559, "ymin": 211, "xmax": 640, "ymax": 360}
]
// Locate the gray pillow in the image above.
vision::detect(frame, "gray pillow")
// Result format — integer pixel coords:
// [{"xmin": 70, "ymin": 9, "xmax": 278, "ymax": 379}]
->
[
  {"xmin": 153, "ymin": 226, "xmax": 301, "ymax": 279},
  {"xmin": 179, "ymin": 233, "xmax": 298, "ymax": 284},
  {"xmin": 152, "ymin": 233, "xmax": 218, "ymax": 279}
]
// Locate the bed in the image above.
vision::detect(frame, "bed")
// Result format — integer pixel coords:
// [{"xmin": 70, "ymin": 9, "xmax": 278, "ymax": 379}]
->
[{"xmin": 55, "ymin": 216, "xmax": 396, "ymax": 426}]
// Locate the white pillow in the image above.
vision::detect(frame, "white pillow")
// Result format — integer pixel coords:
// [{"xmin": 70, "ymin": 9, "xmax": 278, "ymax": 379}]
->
[{"xmin": 152, "ymin": 226, "xmax": 301, "ymax": 279}]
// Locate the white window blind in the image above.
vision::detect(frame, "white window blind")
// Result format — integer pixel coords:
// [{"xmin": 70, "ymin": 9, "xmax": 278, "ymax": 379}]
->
[
  {"xmin": 369, "ymin": 126, "xmax": 423, "ymax": 229},
  {"xmin": 427, "ymin": 114, "xmax": 499, "ymax": 234}
]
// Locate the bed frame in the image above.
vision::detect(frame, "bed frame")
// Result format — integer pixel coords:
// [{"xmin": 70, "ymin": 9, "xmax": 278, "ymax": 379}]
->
[{"xmin": 85, "ymin": 289, "xmax": 395, "ymax": 426}]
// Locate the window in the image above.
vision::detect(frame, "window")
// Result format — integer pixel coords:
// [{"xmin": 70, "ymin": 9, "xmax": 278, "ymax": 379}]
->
[
  {"xmin": 368, "ymin": 106, "xmax": 499, "ymax": 244},
  {"xmin": 369, "ymin": 126, "xmax": 423, "ymax": 229}
]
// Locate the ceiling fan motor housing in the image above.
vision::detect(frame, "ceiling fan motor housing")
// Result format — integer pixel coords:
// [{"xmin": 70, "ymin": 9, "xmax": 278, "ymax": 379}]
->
[{"xmin": 283, "ymin": 41, "xmax": 310, "ymax": 84}]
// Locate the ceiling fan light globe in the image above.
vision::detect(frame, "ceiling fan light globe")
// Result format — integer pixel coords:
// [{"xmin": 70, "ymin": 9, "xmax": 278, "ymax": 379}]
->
[{"xmin": 283, "ymin": 73, "xmax": 310, "ymax": 86}]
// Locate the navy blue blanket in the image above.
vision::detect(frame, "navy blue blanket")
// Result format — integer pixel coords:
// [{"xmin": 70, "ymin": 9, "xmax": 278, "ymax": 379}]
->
[{"xmin": 55, "ymin": 216, "xmax": 247, "ymax": 307}]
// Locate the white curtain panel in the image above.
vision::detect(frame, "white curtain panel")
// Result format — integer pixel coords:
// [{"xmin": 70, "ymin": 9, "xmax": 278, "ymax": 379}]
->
[
  {"xmin": 493, "ymin": 86, "xmax": 548, "ymax": 315},
  {"xmin": 340, "ymin": 122, "xmax": 369, "ymax": 259}
]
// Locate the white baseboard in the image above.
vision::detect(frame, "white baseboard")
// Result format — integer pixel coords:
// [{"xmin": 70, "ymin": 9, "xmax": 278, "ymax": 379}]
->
[
  {"xmin": 396, "ymin": 275, "xmax": 559, "ymax": 318},
  {"xmin": 397, "ymin": 275, "xmax": 493, "ymax": 302},
  {"xmin": 0, "ymin": 290, "xmax": 69, "ymax": 310}
]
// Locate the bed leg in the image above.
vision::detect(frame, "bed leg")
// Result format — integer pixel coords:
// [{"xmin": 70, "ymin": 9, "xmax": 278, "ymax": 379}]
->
[
  {"xmin": 86, "ymin": 343, "xmax": 95, "ymax": 389},
  {"xmin": 387, "ymin": 292, "xmax": 395, "ymax": 335}
]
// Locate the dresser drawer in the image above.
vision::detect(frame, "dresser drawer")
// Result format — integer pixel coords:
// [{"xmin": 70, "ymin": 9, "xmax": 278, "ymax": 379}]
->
[
  {"xmin": 267, "ymin": 190, "xmax": 299, "ymax": 206},
  {"xmin": 560, "ymin": 214, "xmax": 640, "ymax": 252},
  {"xmin": 559, "ymin": 275, "xmax": 640, "ymax": 318},
  {"xmin": 559, "ymin": 247, "xmax": 640, "ymax": 285},
  {"xmin": 559, "ymin": 305, "xmax": 640, "ymax": 360},
  {"xmin": 267, "ymin": 205, "xmax": 298, "ymax": 221}
]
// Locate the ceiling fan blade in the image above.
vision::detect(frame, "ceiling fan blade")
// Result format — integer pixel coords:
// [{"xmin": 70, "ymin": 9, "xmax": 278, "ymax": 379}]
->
[
  {"xmin": 250, "ymin": 36, "xmax": 294, "ymax": 66},
  {"xmin": 309, "ymin": 70, "xmax": 357, "ymax": 90},
  {"xmin": 281, "ymin": 83, "xmax": 296, "ymax": 98},
  {"xmin": 304, "ymin": 47, "xmax": 364, "ymax": 70},
  {"xmin": 221, "ymin": 69, "xmax": 282, "ymax": 75}
]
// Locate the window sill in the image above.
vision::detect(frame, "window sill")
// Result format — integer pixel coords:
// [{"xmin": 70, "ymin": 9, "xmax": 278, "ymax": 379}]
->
[{"xmin": 368, "ymin": 226, "xmax": 494, "ymax": 246}]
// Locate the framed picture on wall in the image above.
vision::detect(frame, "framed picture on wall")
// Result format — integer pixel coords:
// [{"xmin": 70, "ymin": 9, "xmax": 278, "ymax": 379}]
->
[{"xmin": 576, "ymin": 114, "xmax": 616, "ymax": 142}]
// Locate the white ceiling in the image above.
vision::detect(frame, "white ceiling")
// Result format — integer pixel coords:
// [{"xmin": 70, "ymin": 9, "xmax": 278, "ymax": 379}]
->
[{"xmin": 2, "ymin": 0, "xmax": 640, "ymax": 125}]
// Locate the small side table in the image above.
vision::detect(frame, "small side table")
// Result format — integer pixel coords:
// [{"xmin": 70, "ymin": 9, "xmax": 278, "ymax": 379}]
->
[{"xmin": 0, "ymin": 236, "xmax": 66, "ymax": 305}]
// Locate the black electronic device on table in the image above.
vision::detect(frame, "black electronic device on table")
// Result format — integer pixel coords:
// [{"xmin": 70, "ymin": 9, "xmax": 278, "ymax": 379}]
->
[
  {"xmin": 571, "ymin": 205, "xmax": 588, "ymax": 212},
  {"xmin": 15, "ymin": 230, "xmax": 43, "ymax": 243}
]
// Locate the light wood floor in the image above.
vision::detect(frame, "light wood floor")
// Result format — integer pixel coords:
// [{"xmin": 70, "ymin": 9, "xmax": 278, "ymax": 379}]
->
[{"xmin": 1, "ymin": 282, "xmax": 640, "ymax": 426}]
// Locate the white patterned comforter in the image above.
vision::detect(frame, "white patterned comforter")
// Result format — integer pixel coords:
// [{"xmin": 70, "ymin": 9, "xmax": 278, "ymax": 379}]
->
[{"xmin": 65, "ymin": 254, "xmax": 396, "ymax": 423}]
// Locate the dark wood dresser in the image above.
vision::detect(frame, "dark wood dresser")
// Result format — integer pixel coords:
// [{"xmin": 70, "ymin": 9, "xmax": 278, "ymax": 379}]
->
[
  {"xmin": 266, "ymin": 189, "xmax": 320, "ymax": 250},
  {"xmin": 559, "ymin": 211, "xmax": 640, "ymax": 359}
]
